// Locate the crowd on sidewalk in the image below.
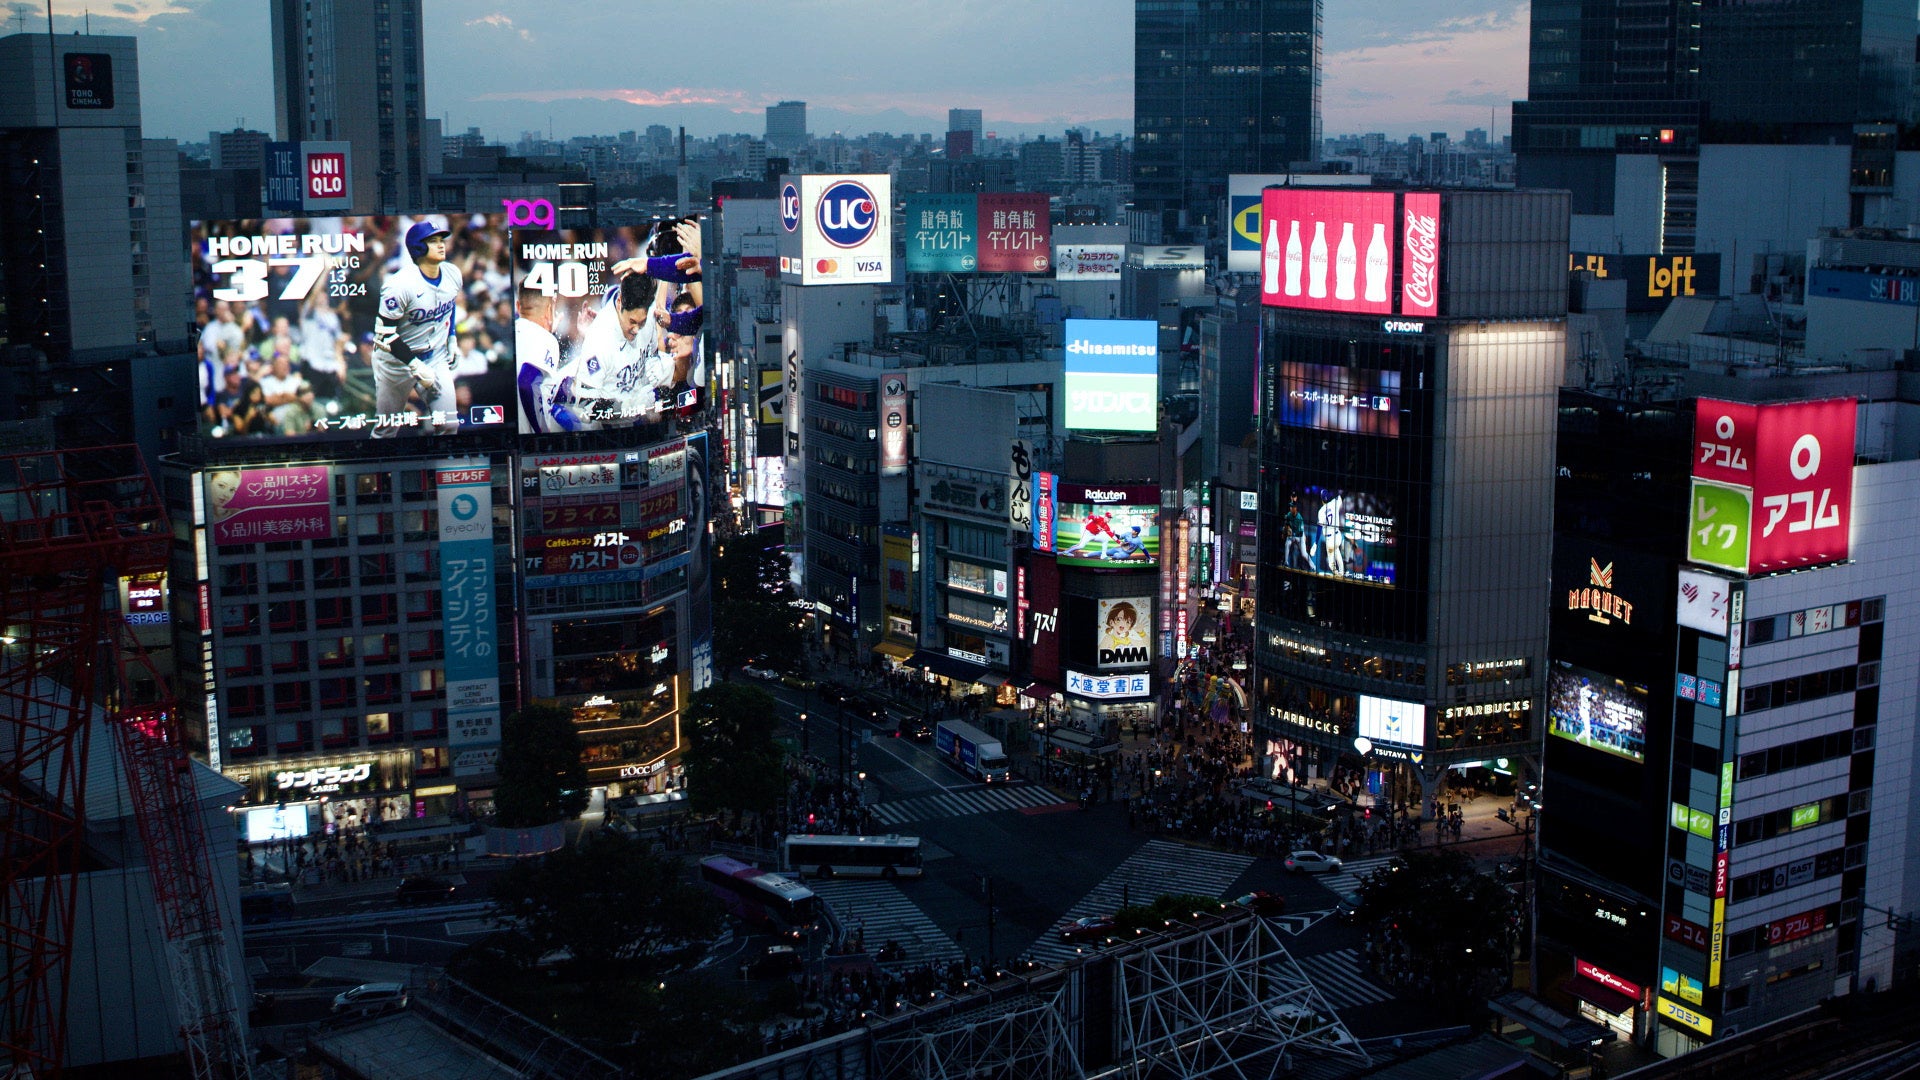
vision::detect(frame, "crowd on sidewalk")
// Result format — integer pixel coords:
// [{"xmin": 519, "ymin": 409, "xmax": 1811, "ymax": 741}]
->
[{"xmin": 242, "ymin": 830, "xmax": 462, "ymax": 887}]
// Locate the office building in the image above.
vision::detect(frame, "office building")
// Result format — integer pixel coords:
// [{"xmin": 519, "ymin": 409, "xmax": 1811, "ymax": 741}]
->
[
  {"xmin": 0, "ymin": 33, "xmax": 190, "ymax": 448},
  {"xmin": 1540, "ymin": 380, "xmax": 1920, "ymax": 1056},
  {"xmin": 270, "ymin": 0, "xmax": 430, "ymax": 213},
  {"xmin": 210, "ymin": 127, "xmax": 269, "ymax": 172},
  {"xmin": 766, "ymin": 100, "xmax": 808, "ymax": 152},
  {"xmin": 1133, "ymin": 0, "xmax": 1321, "ymax": 241},
  {"xmin": 1251, "ymin": 187, "xmax": 1568, "ymax": 823},
  {"xmin": 948, "ymin": 108, "xmax": 983, "ymax": 146},
  {"xmin": 1513, "ymin": 0, "xmax": 1915, "ymax": 219}
]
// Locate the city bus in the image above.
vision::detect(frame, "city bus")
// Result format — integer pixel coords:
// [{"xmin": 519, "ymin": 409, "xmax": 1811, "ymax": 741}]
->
[
  {"xmin": 698, "ymin": 856, "xmax": 820, "ymax": 936},
  {"xmin": 780, "ymin": 834, "xmax": 924, "ymax": 880}
]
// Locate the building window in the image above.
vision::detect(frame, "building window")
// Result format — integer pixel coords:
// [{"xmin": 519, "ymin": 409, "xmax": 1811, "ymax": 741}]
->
[
  {"xmin": 362, "ymin": 593, "xmax": 398, "ymax": 625},
  {"xmin": 222, "ymin": 644, "xmax": 261, "ymax": 679},
  {"xmin": 267, "ymin": 600, "xmax": 306, "ymax": 632},
  {"xmin": 363, "ymin": 672, "xmax": 401, "ymax": 704},
  {"xmin": 220, "ymin": 603, "xmax": 259, "ymax": 635},
  {"xmin": 366, "ymin": 712, "xmax": 394, "ymax": 740},
  {"xmin": 272, "ymin": 681, "xmax": 310, "ymax": 712}
]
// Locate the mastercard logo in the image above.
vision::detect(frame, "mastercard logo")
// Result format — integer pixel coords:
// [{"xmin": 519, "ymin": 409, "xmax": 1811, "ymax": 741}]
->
[{"xmin": 815, "ymin": 259, "xmax": 839, "ymax": 274}]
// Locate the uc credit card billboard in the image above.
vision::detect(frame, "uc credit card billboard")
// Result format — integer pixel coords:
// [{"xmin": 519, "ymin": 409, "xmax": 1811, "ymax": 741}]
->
[
  {"xmin": 1063, "ymin": 319, "xmax": 1158, "ymax": 432},
  {"xmin": 778, "ymin": 174, "xmax": 892, "ymax": 285},
  {"xmin": 192, "ymin": 216, "xmax": 517, "ymax": 441}
]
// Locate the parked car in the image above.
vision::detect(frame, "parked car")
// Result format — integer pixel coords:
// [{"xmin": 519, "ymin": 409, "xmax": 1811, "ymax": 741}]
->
[
  {"xmin": 745, "ymin": 945, "xmax": 804, "ymax": 979},
  {"xmin": 395, "ymin": 875, "xmax": 455, "ymax": 904},
  {"xmin": 1284, "ymin": 851, "xmax": 1343, "ymax": 874},
  {"xmin": 1232, "ymin": 890, "xmax": 1288, "ymax": 916},
  {"xmin": 1059, "ymin": 915, "xmax": 1118, "ymax": 943},
  {"xmin": 331, "ymin": 982, "xmax": 409, "ymax": 1015}
]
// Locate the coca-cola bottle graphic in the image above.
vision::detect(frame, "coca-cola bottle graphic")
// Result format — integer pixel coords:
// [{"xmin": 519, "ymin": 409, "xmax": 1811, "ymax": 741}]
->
[
  {"xmin": 1283, "ymin": 219, "xmax": 1303, "ymax": 296},
  {"xmin": 1307, "ymin": 220, "xmax": 1328, "ymax": 299},
  {"xmin": 1334, "ymin": 221, "xmax": 1358, "ymax": 301},
  {"xmin": 1364, "ymin": 222, "xmax": 1389, "ymax": 303},
  {"xmin": 1263, "ymin": 218, "xmax": 1281, "ymax": 295}
]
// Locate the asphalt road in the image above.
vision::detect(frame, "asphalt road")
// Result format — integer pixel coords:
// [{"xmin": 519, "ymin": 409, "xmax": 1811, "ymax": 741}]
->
[{"xmin": 244, "ymin": 677, "xmax": 1489, "ymax": 1042}]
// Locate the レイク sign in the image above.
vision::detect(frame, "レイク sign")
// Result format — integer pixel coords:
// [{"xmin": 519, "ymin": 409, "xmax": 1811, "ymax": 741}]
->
[{"xmin": 1690, "ymin": 399, "xmax": 1856, "ymax": 574}]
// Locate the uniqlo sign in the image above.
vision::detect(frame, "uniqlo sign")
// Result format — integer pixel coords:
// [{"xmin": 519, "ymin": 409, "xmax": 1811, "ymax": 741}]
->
[{"xmin": 1691, "ymin": 398, "xmax": 1855, "ymax": 575}]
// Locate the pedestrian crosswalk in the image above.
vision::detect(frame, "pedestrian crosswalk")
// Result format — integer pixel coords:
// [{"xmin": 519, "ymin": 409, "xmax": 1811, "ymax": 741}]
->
[
  {"xmin": 1022, "ymin": 840, "xmax": 1255, "ymax": 966},
  {"xmin": 1292, "ymin": 947, "xmax": 1394, "ymax": 1009},
  {"xmin": 871, "ymin": 783, "xmax": 1069, "ymax": 827},
  {"xmin": 808, "ymin": 878, "xmax": 964, "ymax": 968},
  {"xmin": 1308, "ymin": 854, "xmax": 1400, "ymax": 902}
]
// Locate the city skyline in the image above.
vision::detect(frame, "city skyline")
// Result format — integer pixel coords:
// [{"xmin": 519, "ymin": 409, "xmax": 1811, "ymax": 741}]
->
[{"xmin": 27, "ymin": 0, "xmax": 1526, "ymax": 146}]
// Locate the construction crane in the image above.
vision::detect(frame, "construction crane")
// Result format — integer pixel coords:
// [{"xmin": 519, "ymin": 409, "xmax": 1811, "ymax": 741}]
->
[{"xmin": 0, "ymin": 446, "xmax": 251, "ymax": 1079}]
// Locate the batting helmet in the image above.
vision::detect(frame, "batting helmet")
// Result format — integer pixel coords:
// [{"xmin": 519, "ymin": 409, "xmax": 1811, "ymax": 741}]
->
[{"xmin": 405, "ymin": 220, "xmax": 450, "ymax": 261}]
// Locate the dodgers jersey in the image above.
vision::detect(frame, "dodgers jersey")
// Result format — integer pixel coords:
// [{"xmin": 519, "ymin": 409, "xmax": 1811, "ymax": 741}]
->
[
  {"xmin": 377, "ymin": 260, "xmax": 463, "ymax": 369},
  {"xmin": 570, "ymin": 284, "xmax": 662, "ymax": 421},
  {"xmin": 514, "ymin": 316, "xmax": 568, "ymax": 432}
]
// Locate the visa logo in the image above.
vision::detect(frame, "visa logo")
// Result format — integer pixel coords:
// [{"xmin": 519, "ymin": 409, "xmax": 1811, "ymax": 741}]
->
[{"xmin": 856, "ymin": 260, "xmax": 884, "ymax": 272}]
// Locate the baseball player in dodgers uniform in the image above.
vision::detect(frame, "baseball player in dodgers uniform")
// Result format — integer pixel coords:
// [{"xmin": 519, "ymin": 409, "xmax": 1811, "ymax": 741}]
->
[{"xmin": 371, "ymin": 220, "xmax": 462, "ymax": 436}]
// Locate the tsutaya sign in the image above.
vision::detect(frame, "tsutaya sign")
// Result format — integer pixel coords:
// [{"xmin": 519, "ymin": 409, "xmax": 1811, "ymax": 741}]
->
[
  {"xmin": 1569, "ymin": 557, "xmax": 1635, "ymax": 626},
  {"xmin": 1689, "ymin": 398, "xmax": 1856, "ymax": 576}
]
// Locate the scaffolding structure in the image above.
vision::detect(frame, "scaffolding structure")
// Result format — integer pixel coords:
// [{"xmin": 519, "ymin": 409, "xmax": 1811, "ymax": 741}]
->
[
  {"xmin": 871, "ymin": 983, "xmax": 1083, "ymax": 1080},
  {"xmin": 0, "ymin": 446, "xmax": 250, "ymax": 1079},
  {"xmin": 1106, "ymin": 914, "xmax": 1371, "ymax": 1080}
]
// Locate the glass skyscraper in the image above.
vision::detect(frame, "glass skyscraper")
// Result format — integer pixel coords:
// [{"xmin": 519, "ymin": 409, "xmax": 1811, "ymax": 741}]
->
[
  {"xmin": 1133, "ymin": 0, "xmax": 1322, "ymax": 241},
  {"xmin": 1514, "ymin": 0, "xmax": 1915, "ymax": 216}
]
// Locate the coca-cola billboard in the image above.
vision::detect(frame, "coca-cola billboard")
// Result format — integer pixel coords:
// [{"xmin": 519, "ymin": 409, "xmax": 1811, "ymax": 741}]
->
[
  {"xmin": 1401, "ymin": 192, "xmax": 1440, "ymax": 318},
  {"xmin": 1260, "ymin": 189, "xmax": 1441, "ymax": 317},
  {"xmin": 1260, "ymin": 189, "xmax": 1396, "ymax": 315}
]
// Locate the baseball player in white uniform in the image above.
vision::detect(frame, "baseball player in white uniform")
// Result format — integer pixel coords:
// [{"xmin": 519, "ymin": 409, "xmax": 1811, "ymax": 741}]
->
[
  {"xmin": 568, "ymin": 274, "xmax": 663, "ymax": 428},
  {"xmin": 515, "ymin": 289, "xmax": 577, "ymax": 433},
  {"xmin": 371, "ymin": 220, "xmax": 462, "ymax": 436}
]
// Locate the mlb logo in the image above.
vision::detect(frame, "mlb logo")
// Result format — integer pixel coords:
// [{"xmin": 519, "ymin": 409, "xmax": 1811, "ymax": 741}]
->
[{"xmin": 470, "ymin": 405, "xmax": 505, "ymax": 425}]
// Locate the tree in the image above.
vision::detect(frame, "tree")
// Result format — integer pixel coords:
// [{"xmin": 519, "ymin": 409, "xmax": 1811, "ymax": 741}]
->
[
  {"xmin": 711, "ymin": 533, "xmax": 807, "ymax": 670},
  {"xmin": 679, "ymin": 682, "xmax": 787, "ymax": 816},
  {"xmin": 484, "ymin": 831, "xmax": 723, "ymax": 979},
  {"xmin": 1353, "ymin": 850, "xmax": 1517, "ymax": 1013},
  {"xmin": 493, "ymin": 703, "xmax": 589, "ymax": 827}
]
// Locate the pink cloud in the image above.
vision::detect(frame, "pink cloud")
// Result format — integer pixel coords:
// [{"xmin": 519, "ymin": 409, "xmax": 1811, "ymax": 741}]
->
[{"xmin": 1324, "ymin": 3, "xmax": 1529, "ymax": 138}]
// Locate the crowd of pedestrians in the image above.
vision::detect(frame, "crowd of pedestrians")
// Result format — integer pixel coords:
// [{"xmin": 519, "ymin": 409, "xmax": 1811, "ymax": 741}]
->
[{"xmin": 243, "ymin": 830, "xmax": 459, "ymax": 886}]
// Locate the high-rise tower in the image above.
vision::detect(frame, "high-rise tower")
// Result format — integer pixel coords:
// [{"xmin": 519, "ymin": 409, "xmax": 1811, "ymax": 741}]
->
[
  {"xmin": 1132, "ymin": 0, "xmax": 1321, "ymax": 242},
  {"xmin": 270, "ymin": 0, "xmax": 430, "ymax": 213}
]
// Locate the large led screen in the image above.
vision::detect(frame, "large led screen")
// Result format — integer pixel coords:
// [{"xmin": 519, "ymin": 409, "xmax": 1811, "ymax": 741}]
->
[
  {"xmin": 1064, "ymin": 318, "xmax": 1158, "ymax": 432},
  {"xmin": 1275, "ymin": 485, "xmax": 1397, "ymax": 586},
  {"xmin": 1548, "ymin": 661, "xmax": 1648, "ymax": 763},
  {"xmin": 1278, "ymin": 362, "xmax": 1401, "ymax": 436},
  {"xmin": 1259, "ymin": 189, "xmax": 1398, "ymax": 315},
  {"xmin": 1258, "ymin": 188, "xmax": 1441, "ymax": 317},
  {"xmin": 511, "ymin": 220, "xmax": 709, "ymax": 434},
  {"xmin": 1052, "ymin": 484, "xmax": 1159, "ymax": 569},
  {"xmin": 1096, "ymin": 597, "xmax": 1152, "ymax": 668},
  {"xmin": 193, "ymin": 216, "xmax": 516, "ymax": 440}
]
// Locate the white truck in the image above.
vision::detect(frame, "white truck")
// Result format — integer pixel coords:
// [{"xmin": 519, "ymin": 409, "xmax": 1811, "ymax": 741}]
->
[{"xmin": 933, "ymin": 719, "xmax": 1011, "ymax": 783}]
